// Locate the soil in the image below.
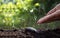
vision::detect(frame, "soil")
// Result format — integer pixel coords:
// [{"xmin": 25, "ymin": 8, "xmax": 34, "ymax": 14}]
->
[{"xmin": 0, "ymin": 28, "xmax": 60, "ymax": 38}]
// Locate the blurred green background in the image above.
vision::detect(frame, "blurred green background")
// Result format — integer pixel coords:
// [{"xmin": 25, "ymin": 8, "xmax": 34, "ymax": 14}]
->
[{"xmin": 0, "ymin": 0, "xmax": 60, "ymax": 29}]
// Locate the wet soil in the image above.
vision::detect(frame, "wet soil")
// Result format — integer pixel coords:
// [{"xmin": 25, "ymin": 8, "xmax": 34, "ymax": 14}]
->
[{"xmin": 0, "ymin": 28, "xmax": 60, "ymax": 38}]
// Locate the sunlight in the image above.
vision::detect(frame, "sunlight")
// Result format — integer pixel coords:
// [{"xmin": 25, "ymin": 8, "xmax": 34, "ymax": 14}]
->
[{"xmin": 0, "ymin": 0, "xmax": 34, "ymax": 29}]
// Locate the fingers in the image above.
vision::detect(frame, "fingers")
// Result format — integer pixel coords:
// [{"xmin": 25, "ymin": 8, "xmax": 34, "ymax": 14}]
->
[
  {"xmin": 37, "ymin": 15, "xmax": 53, "ymax": 24},
  {"xmin": 37, "ymin": 10, "xmax": 60, "ymax": 24},
  {"xmin": 37, "ymin": 4, "xmax": 60, "ymax": 24},
  {"xmin": 46, "ymin": 3, "xmax": 60, "ymax": 15},
  {"xmin": 46, "ymin": 7, "xmax": 56, "ymax": 15}
]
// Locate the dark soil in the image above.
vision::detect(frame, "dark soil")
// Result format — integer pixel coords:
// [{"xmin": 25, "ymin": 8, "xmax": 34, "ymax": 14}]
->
[
  {"xmin": 38, "ymin": 28, "xmax": 60, "ymax": 38},
  {"xmin": 0, "ymin": 28, "xmax": 60, "ymax": 38}
]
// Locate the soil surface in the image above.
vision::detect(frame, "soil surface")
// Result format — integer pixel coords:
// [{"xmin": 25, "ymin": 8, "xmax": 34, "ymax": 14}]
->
[{"xmin": 0, "ymin": 28, "xmax": 60, "ymax": 38}]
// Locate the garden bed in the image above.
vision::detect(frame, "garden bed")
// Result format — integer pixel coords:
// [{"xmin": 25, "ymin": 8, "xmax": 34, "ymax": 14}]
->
[{"xmin": 0, "ymin": 28, "xmax": 60, "ymax": 38}]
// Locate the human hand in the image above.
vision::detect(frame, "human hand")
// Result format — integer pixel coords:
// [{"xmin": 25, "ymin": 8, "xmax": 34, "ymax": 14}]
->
[{"xmin": 37, "ymin": 4, "xmax": 60, "ymax": 24}]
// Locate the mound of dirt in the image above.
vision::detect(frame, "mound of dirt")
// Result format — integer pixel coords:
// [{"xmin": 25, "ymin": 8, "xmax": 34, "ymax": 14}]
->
[
  {"xmin": 0, "ymin": 28, "xmax": 60, "ymax": 38},
  {"xmin": 0, "ymin": 29, "xmax": 37, "ymax": 38},
  {"xmin": 38, "ymin": 28, "xmax": 60, "ymax": 38}
]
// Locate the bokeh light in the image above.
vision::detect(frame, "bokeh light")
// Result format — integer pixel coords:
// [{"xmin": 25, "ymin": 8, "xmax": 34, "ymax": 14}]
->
[{"xmin": 0, "ymin": 0, "xmax": 36, "ymax": 29}]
